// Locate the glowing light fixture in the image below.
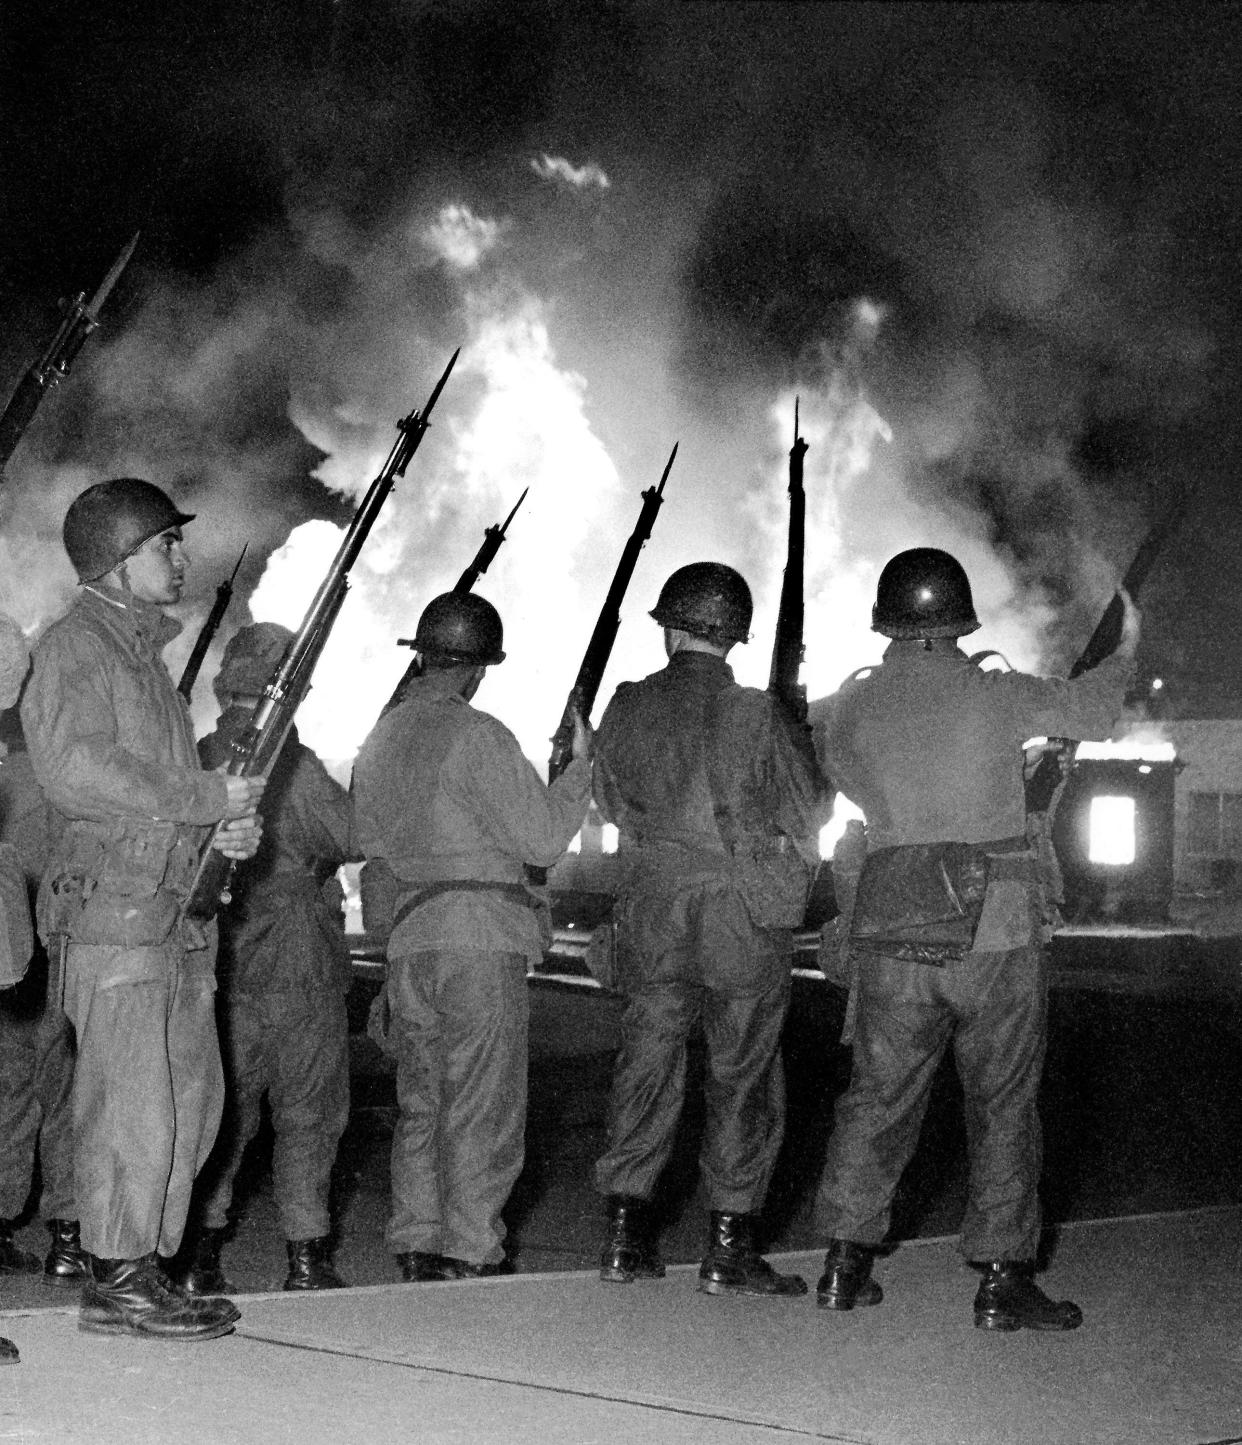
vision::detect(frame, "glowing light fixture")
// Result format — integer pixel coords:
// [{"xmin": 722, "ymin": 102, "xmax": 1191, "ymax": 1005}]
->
[{"xmin": 1088, "ymin": 795, "xmax": 1136, "ymax": 866}]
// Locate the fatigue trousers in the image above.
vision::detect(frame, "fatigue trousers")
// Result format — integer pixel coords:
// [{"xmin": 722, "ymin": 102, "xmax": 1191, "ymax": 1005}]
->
[
  {"xmin": 61, "ymin": 936, "xmax": 223, "ymax": 1261},
  {"xmin": 594, "ymin": 875, "xmax": 791, "ymax": 1214},
  {"xmin": 0, "ymin": 953, "xmax": 75, "ymax": 1222},
  {"xmin": 195, "ymin": 987, "xmax": 349, "ymax": 1242},
  {"xmin": 815, "ymin": 944, "xmax": 1048, "ymax": 1261},
  {"xmin": 386, "ymin": 948, "xmax": 528, "ymax": 1266}
]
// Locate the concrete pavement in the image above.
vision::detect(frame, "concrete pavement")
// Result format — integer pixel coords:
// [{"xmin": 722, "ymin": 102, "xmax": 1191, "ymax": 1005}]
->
[{"xmin": 2, "ymin": 1205, "xmax": 1239, "ymax": 1444}]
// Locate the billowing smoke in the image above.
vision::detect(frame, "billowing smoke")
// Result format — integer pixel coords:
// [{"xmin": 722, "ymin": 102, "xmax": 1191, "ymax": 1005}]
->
[{"xmin": 0, "ymin": 2, "xmax": 1234, "ymax": 774}]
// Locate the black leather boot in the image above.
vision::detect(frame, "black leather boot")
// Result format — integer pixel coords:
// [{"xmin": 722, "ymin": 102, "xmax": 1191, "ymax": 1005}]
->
[
  {"xmin": 284, "ymin": 1237, "xmax": 346, "ymax": 1291},
  {"xmin": 0, "ymin": 1221, "xmax": 40, "ymax": 1275},
  {"xmin": 80, "ymin": 1254, "xmax": 238, "ymax": 1340},
  {"xmin": 599, "ymin": 1195, "xmax": 665, "ymax": 1284},
  {"xmin": 972, "ymin": 1260, "xmax": 1083, "ymax": 1332},
  {"xmin": 44, "ymin": 1219, "xmax": 90, "ymax": 1288},
  {"xmin": 397, "ymin": 1250, "xmax": 450, "ymax": 1282},
  {"xmin": 436, "ymin": 1256, "xmax": 514, "ymax": 1279},
  {"xmin": 178, "ymin": 1226, "xmax": 230, "ymax": 1296},
  {"xmin": 0, "ymin": 1337, "xmax": 16, "ymax": 1364},
  {"xmin": 816, "ymin": 1238, "xmax": 883, "ymax": 1311},
  {"xmin": 697, "ymin": 1212, "xmax": 807, "ymax": 1298}
]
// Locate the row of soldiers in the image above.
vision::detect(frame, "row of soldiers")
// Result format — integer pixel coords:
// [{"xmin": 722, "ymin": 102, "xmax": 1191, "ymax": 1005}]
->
[{"xmin": 0, "ymin": 475, "xmax": 1138, "ymax": 1353}]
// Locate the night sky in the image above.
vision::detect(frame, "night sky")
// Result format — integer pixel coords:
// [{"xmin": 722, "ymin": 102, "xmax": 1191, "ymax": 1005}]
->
[{"xmin": 1, "ymin": 0, "xmax": 1240, "ymax": 762}]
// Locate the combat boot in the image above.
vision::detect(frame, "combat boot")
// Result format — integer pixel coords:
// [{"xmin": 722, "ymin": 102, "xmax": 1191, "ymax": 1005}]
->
[
  {"xmin": 284, "ymin": 1237, "xmax": 346, "ymax": 1291},
  {"xmin": 0, "ymin": 1221, "xmax": 40, "ymax": 1275},
  {"xmin": 44, "ymin": 1219, "xmax": 89, "ymax": 1288},
  {"xmin": 436, "ymin": 1256, "xmax": 514, "ymax": 1279},
  {"xmin": 697, "ymin": 1211, "xmax": 807, "ymax": 1298},
  {"xmin": 972, "ymin": 1260, "xmax": 1083, "ymax": 1332},
  {"xmin": 177, "ymin": 1225, "xmax": 230, "ymax": 1296},
  {"xmin": 599, "ymin": 1195, "xmax": 665, "ymax": 1284},
  {"xmin": 397, "ymin": 1250, "xmax": 449, "ymax": 1282},
  {"xmin": 80, "ymin": 1254, "xmax": 237, "ymax": 1340},
  {"xmin": 0, "ymin": 1338, "xmax": 16, "ymax": 1364},
  {"xmin": 816, "ymin": 1238, "xmax": 883, "ymax": 1311}
]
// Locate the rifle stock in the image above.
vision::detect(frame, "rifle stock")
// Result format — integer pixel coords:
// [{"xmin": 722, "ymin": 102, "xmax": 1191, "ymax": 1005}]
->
[
  {"xmin": 546, "ymin": 443, "xmax": 677, "ymax": 783},
  {"xmin": 183, "ymin": 349, "xmax": 460, "ymax": 920}
]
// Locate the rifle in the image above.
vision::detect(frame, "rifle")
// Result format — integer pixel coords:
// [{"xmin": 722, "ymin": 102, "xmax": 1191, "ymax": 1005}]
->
[
  {"xmin": 1024, "ymin": 491, "xmax": 1193, "ymax": 815},
  {"xmin": 176, "ymin": 545, "xmax": 248, "ymax": 702},
  {"xmin": 183, "ymin": 348, "xmax": 460, "ymax": 921},
  {"xmin": 379, "ymin": 487, "xmax": 528, "ymax": 719},
  {"xmin": 768, "ymin": 398, "xmax": 809, "ymax": 727},
  {"xmin": 0, "ymin": 234, "xmax": 140, "ymax": 474},
  {"xmin": 546, "ymin": 443, "xmax": 677, "ymax": 784}
]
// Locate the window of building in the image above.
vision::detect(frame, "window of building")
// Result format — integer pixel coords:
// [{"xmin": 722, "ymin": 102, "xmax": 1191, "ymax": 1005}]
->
[{"xmin": 1187, "ymin": 791, "xmax": 1242, "ymax": 856}]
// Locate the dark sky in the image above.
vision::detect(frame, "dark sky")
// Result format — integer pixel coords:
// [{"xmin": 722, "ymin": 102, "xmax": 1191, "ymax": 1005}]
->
[{"xmin": 1, "ymin": 0, "xmax": 1240, "ymax": 753}]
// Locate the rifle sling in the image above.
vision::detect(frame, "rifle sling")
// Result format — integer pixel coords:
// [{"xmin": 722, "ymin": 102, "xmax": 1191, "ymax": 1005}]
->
[{"xmin": 391, "ymin": 880, "xmax": 540, "ymax": 934}]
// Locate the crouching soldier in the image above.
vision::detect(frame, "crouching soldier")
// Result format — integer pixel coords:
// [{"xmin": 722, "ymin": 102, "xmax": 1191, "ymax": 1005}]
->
[
  {"xmin": 179, "ymin": 622, "xmax": 356, "ymax": 1293},
  {"xmin": 21, "ymin": 479, "xmax": 264, "ymax": 1341}
]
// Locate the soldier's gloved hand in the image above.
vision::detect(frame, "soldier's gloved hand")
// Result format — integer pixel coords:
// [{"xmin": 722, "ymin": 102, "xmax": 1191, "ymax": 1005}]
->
[
  {"xmin": 1117, "ymin": 587, "xmax": 1142, "ymax": 658},
  {"xmin": 215, "ymin": 813, "xmax": 263, "ymax": 860},
  {"xmin": 221, "ymin": 773, "xmax": 266, "ymax": 818},
  {"xmin": 570, "ymin": 707, "xmax": 594, "ymax": 763}
]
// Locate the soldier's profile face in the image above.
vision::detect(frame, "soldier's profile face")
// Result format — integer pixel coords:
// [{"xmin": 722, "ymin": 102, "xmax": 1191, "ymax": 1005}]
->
[{"xmin": 126, "ymin": 527, "xmax": 188, "ymax": 605}]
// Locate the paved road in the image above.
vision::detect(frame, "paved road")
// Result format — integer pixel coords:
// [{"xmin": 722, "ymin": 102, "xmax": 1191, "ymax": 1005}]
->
[{"xmin": 6, "ymin": 931, "xmax": 1241, "ymax": 1299}]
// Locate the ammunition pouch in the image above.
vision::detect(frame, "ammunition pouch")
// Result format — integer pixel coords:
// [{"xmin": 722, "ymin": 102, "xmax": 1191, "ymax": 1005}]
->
[
  {"xmin": 850, "ymin": 840, "xmax": 998, "ymax": 966},
  {"xmin": 358, "ymin": 858, "xmax": 399, "ymax": 943},
  {"xmin": 38, "ymin": 820, "xmax": 198, "ymax": 949}
]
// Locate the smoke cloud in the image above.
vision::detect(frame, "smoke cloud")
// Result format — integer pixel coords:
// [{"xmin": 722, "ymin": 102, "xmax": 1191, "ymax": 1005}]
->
[{"xmin": 0, "ymin": 1, "xmax": 1236, "ymax": 768}]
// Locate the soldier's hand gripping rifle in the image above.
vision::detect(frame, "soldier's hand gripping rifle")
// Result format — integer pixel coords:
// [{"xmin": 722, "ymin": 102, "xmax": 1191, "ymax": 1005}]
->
[
  {"xmin": 379, "ymin": 487, "xmax": 528, "ymax": 720},
  {"xmin": 0, "ymin": 233, "xmax": 140, "ymax": 474},
  {"xmin": 182, "ymin": 348, "xmax": 460, "ymax": 922},
  {"xmin": 546, "ymin": 443, "xmax": 677, "ymax": 784},
  {"xmin": 176, "ymin": 545, "xmax": 248, "ymax": 703},
  {"xmin": 1025, "ymin": 491, "xmax": 1192, "ymax": 816},
  {"xmin": 768, "ymin": 399, "xmax": 809, "ymax": 728}
]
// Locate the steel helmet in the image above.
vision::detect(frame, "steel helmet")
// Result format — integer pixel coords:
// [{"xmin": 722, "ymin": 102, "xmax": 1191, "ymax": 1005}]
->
[
  {"xmin": 212, "ymin": 622, "xmax": 293, "ymax": 702},
  {"xmin": 872, "ymin": 547, "xmax": 980, "ymax": 639},
  {"xmin": 63, "ymin": 478, "xmax": 195, "ymax": 583},
  {"xmin": 413, "ymin": 593, "xmax": 506, "ymax": 665},
  {"xmin": 650, "ymin": 562, "xmax": 753, "ymax": 645}
]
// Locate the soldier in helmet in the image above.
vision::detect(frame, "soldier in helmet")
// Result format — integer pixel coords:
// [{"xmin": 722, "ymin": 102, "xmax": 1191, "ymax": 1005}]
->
[
  {"xmin": 0, "ymin": 614, "xmax": 82, "ymax": 1296},
  {"xmin": 352, "ymin": 591, "xmax": 592, "ymax": 1280},
  {"xmin": 178, "ymin": 622, "xmax": 356, "ymax": 1295},
  {"xmin": 591, "ymin": 561, "xmax": 831, "ymax": 1299},
  {"xmin": 811, "ymin": 547, "xmax": 1139, "ymax": 1331},
  {"xmin": 20, "ymin": 479, "xmax": 265, "ymax": 1342}
]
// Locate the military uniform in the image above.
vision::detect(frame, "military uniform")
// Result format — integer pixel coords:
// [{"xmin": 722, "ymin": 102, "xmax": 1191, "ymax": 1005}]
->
[
  {"xmin": 20, "ymin": 585, "xmax": 231, "ymax": 1264},
  {"xmin": 592, "ymin": 649, "xmax": 829, "ymax": 1216},
  {"xmin": 0, "ymin": 746, "xmax": 76, "ymax": 1256},
  {"xmin": 813, "ymin": 638, "xmax": 1133, "ymax": 1263},
  {"xmin": 353, "ymin": 678, "xmax": 590, "ymax": 1269},
  {"xmin": 192, "ymin": 714, "xmax": 353, "ymax": 1249}
]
